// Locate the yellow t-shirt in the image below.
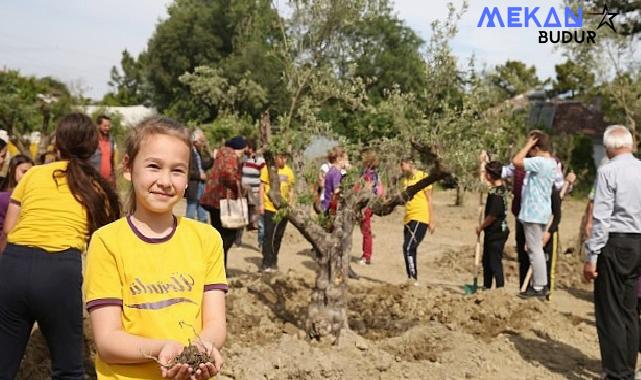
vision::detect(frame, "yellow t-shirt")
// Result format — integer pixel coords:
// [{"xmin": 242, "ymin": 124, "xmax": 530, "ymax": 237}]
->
[
  {"xmin": 260, "ymin": 165, "xmax": 295, "ymax": 213},
  {"xmin": 84, "ymin": 216, "xmax": 227, "ymax": 380},
  {"xmin": 401, "ymin": 170, "xmax": 432, "ymax": 225},
  {"xmin": 9, "ymin": 161, "xmax": 88, "ymax": 251}
]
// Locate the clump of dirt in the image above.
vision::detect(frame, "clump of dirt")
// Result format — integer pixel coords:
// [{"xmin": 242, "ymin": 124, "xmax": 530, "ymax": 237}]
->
[{"xmin": 166, "ymin": 344, "xmax": 213, "ymax": 371}]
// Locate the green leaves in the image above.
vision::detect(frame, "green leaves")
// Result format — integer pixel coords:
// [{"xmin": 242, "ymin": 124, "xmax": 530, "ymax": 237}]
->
[{"xmin": 0, "ymin": 70, "xmax": 73, "ymax": 136}]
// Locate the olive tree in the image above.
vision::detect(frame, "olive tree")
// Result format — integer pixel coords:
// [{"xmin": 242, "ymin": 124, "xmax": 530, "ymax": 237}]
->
[{"xmin": 185, "ymin": 0, "xmax": 518, "ymax": 342}]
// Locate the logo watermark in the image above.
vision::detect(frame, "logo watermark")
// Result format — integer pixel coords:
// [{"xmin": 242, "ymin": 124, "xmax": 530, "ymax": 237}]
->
[{"xmin": 476, "ymin": 5, "xmax": 617, "ymax": 44}]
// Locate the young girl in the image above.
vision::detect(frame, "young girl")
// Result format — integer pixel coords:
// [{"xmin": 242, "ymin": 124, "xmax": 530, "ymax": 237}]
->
[
  {"xmin": 0, "ymin": 154, "xmax": 33, "ymax": 229},
  {"xmin": 476, "ymin": 161, "xmax": 509, "ymax": 289},
  {"xmin": 400, "ymin": 158, "xmax": 435, "ymax": 286},
  {"xmin": 84, "ymin": 116, "xmax": 227, "ymax": 379},
  {"xmin": 0, "ymin": 113, "xmax": 120, "ymax": 378},
  {"xmin": 321, "ymin": 147, "xmax": 348, "ymax": 214},
  {"xmin": 259, "ymin": 151, "xmax": 295, "ymax": 272},
  {"xmin": 359, "ymin": 149, "xmax": 384, "ymax": 265}
]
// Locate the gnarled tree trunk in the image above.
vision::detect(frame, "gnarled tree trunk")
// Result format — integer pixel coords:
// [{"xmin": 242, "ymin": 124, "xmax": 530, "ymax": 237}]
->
[{"xmin": 305, "ymin": 201, "xmax": 360, "ymax": 342}]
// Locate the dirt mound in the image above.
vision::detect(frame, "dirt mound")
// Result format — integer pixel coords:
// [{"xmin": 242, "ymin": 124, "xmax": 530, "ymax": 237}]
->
[
  {"xmin": 348, "ymin": 283, "xmax": 549, "ymax": 341},
  {"xmin": 435, "ymin": 242, "xmax": 589, "ymax": 292},
  {"xmin": 16, "ymin": 270, "xmax": 595, "ymax": 380}
]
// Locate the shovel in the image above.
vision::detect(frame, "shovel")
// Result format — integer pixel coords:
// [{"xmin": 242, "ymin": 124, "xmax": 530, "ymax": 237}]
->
[{"xmin": 464, "ymin": 205, "xmax": 484, "ymax": 295}]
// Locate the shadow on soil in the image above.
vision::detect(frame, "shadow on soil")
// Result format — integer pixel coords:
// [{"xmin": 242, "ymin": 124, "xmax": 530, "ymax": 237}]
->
[{"xmin": 508, "ymin": 329, "xmax": 600, "ymax": 380}]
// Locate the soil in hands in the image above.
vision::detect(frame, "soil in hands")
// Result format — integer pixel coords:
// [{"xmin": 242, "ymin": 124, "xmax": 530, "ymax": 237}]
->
[{"xmin": 166, "ymin": 343, "xmax": 213, "ymax": 371}]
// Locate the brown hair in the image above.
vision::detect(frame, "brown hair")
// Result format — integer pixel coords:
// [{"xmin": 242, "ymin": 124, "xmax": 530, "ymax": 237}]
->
[
  {"xmin": 54, "ymin": 113, "xmax": 121, "ymax": 238},
  {"xmin": 1, "ymin": 154, "xmax": 33, "ymax": 191},
  {"xmin": 327, "ymin": 147, "xmax": 345, "ymax": 164},
  {"xmin": 528, "ymin": 130, "xmax": 550, "ymax": 152},
  {"xmin": 361, "ymin": 149, "xmax": 379, "ymax": 169},
  {"xmin": 123, "ymin": 116, "xmax": 191, "ymax": 213},
  {"xmin": 96, "ymin": 115, "xmax": 111, "ymax": 125},
  {"xmin": 485, "ymin": 161, "xmax": 503, "ymax": 181}
]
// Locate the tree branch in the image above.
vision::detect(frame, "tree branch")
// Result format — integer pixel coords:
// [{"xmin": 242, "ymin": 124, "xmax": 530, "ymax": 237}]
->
[{"xmin": 362, "ymin": 168, "xmax": 450, "ymax": 217}]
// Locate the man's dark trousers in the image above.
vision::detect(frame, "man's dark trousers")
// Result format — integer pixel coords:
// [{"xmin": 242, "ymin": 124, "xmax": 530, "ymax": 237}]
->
[
  {"xmin": 595, "ymin": 234, "xmax": 641, "ymax": 380},
  {"xmin": 515, "ymin": 220, "xmax": 529, "ymax": 288}
]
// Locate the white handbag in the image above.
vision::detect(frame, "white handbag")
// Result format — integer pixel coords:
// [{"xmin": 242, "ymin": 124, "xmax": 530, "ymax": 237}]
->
[{"xmin": 220, "ymin": 186, "xmax": 249, "ymax": 229}]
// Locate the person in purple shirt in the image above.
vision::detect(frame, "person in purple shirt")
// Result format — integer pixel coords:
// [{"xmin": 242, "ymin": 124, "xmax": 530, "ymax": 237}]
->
[
  {"xmin": 0, "ymin": 155, "xmax": 33, "ymax": 229},
  {"xmin": 322, "ymin": 147, "xmax": 349, "ymax": 214}
]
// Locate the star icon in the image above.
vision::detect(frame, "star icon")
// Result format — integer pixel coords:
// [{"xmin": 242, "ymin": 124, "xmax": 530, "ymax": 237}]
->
[{"xmin": 589, "ymin": 5, "xmax": 618, "ymax": 33}]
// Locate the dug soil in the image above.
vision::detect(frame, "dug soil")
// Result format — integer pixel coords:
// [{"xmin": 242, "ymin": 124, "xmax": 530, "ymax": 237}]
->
[{"xmin": 18, "ymin": 190, "xmax": 602, "ymax": 380}]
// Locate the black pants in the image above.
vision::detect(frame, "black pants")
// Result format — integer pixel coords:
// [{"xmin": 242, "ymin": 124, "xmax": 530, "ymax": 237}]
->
[
  {"xmin": 0, "ymin": 244, "xmax": 84, "ymax": 379},
  {"xmin": 544, "ymin": 231, "xmax": 558, "ymax": 287},
  {"xmin": 515, "ymin": 220, "xmax": 529, "ymax": 289},
  {"xmin": 262, "ymin": 210, "xmax": 288, "ymax": 269},
  {"xmin": 637, "ymin": 301, "xmax": 641, "ymax": 355},
  {"xmin": 482, "ymin": 236, "xmax": 507, "ymax": 289},
  {"xmin": 403, "ymin": 221, "xmax": 428, "ymax": 280},
  {"xmin": 594, "ymin": 235, "xmax": 641, "ymax": 380},
  {"xmin": 209, "ymin": 207, "xmax": 238, "ymax": 269}
]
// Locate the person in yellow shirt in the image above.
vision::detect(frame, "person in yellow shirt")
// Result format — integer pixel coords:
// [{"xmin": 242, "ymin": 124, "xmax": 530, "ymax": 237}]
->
[
  {"xmin": 400, "ymin": 157, "xmax": 435, "ymax": 285},
  {"xmin": 0, "ymin": 113, "xmax": 121, "ymax": 379},
  {"xmin": 84, "ymin": 116, "xmax": 227, "ymax": 380},
  {"xmin": 259, "ymin": 152, "xmax": 295, "ymax": 272}
]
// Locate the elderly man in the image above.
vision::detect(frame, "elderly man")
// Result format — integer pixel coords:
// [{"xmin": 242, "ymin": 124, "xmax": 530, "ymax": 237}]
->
[
  {"xmin": 584, "ymin": 125, "xmax": 641, "ymax": 380},
  {"xmin": 186, "ymin": 129, "xmax": 212, "ymax": 223}
]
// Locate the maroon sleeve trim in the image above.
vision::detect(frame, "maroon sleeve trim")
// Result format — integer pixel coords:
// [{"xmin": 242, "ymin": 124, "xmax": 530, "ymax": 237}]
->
[
  {"xmin": 9, "ymin": 199, "xmax": 21, "ymax": 206},
  {"xmin": 86, "ymin": 298, "xmax": 123, "ymax": 311},
  {"xmin": 204, "ymin": 284, "xmax": 228, "ymax": 293}
]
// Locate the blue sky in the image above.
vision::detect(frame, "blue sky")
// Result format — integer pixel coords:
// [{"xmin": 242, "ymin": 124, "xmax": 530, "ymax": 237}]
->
[{"xmin": 0, "ymin": 0, "xmax": 565, "ymax": 100}]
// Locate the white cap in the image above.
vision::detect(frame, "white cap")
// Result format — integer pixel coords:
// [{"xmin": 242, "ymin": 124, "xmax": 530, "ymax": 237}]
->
[{"xmin": 0, "ymin": 130, "xmax": 9, "ymax": 144}]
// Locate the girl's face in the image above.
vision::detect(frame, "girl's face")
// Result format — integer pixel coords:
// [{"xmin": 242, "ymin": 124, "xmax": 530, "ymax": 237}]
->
[
  {"xmin": 124, "ymin": 134, "xmax": 190, "ymax": 215},
  {"xmin": 337, "ymin": 155, "xmax": 348, "ymax": 169},
  {"xmin": 15, "ymin": 162, "xmax": 32, "ymax": 183}
]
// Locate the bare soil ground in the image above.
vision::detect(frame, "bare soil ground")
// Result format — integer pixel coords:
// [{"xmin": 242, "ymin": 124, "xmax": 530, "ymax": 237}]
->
[{"xmin": 18, "ymin": 190, "xmax": 602, "ymax": 380}]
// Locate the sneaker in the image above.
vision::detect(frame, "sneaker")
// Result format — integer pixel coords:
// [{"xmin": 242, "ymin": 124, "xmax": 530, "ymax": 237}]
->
[
  {"xmin": 358, "ymin": 258, "xmax": 371, "ymax": 265},
  {"xmin": 348, "ymin": 266, "xmax": 360, "ymax": 279},
  {"xmin": 405, "ymin": 278, "xmax": 419, "ymax": 287},
  {"xmin": 519, "ymin": 286, "xmax": 549, "ymax": 299},
  {"xmin": 262, "ymin": 267, "xmax": 277, "ymax": 273}
]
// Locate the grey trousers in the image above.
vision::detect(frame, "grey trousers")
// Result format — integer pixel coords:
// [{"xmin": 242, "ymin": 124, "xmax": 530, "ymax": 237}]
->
[{"xmin": 522, "ymin": 222, "xmax": 548, "ymax": 288}]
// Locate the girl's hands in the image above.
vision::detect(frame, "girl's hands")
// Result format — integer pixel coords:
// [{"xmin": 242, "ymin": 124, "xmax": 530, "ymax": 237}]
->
[
  {"xmin": 190, "ymin": 341, "xmax": 223, "ymax": 380},
  {"xmin": 159, "ymin": 341, "xmax": 190, "ymax": 379}
]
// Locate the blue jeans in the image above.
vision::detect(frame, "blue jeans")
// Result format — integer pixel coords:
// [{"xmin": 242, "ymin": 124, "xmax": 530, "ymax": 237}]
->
[{"xmin": 186, "ymin": 182, "xmax": 208, "ymax": 223}]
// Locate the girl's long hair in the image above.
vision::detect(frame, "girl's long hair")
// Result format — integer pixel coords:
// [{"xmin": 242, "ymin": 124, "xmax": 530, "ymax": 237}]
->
[
  {"xmin": 1, "ymin": 154, "xmax": 33, "ymax": 191},
  {"xmin": 54, "ymin": 113, "xmax": 121, "ymax": 237}
]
